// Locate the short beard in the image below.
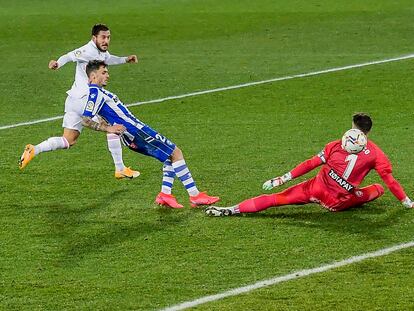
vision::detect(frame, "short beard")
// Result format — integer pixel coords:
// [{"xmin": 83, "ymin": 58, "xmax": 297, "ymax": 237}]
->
[{"xmin": 96, "ymin": 44, "xmax": 108, "ymax": 52}]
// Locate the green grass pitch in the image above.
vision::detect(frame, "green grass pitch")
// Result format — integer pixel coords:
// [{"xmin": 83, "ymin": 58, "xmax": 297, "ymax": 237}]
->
[{"xmin": 0, "ymin": 1, "xmax": 413, "ymax": 310}]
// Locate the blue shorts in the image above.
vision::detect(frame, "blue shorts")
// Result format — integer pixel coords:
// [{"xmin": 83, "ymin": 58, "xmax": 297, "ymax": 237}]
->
[{"xmin": 121, "ymin": 125, "xmax": 176, "ymax": 163}]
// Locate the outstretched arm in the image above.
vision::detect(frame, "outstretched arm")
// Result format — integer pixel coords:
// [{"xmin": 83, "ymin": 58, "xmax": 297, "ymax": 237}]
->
[
  {"xmin": 375, "ymin": 147, "xmax": 413, "ymax": 208},
  {"xmin": 263, "ymin": 155, "xmax": 323, "ymax": 190},
  {"xmin": 106, "ymin": 54, "xmax": 138, "ymax": 65},
  {"xmin": 81, "ymin": 116, "xmax": 125, "ymax": 134},
  {"xmin": 379, "ymin": 172, "xmax": 413, "ymax": 208},
  {"xmin": 49, "ymin": 53, "xmax": 74, "ymax": 70},
  {"xmin": 49, "ymin": 47, "xmax": 90, "ymax": 70},
  {"xmin": 290, "ymin": 155, "xmax": 324, "ymax": 178}
]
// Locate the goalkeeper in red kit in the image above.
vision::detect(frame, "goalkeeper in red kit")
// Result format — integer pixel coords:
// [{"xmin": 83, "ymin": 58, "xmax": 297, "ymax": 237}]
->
[{"xmin": 206, "ymin": 113, "xmax": 414, "ymax": 216}]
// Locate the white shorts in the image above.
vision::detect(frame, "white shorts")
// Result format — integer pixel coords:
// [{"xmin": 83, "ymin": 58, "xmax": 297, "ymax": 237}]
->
[{"xmin": 62, "ymin": 95, "xmax": 87, "ymax": 132}]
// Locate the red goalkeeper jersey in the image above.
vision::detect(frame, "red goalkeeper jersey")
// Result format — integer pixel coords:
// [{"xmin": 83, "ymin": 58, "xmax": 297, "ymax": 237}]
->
[{"xmin": 290, "ymin": 139, "xmax": 406, "ymax": 201}]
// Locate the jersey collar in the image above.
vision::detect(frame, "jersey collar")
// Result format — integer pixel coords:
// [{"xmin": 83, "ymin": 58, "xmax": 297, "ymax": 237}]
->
[
  {"xmin": 90, "ymin": 40, "xmax": 98, "ymax": 50},
  {"xmin": 89, "ymin": 83, "xmax": 101, "ymax": 88},
  {"xmin": 90, "ymin": 40, "xmax": 108, "ymax": 54}
]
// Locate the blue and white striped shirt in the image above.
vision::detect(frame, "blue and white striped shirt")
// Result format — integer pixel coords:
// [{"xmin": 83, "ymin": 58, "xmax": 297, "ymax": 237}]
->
[{"xmin": 83, "ymin": 84, "xmax": 145, "ymax": 136}]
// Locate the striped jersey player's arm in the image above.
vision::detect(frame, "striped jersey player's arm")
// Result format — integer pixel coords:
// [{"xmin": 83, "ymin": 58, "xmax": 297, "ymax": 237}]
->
[
  {"xmin": 81, "ymin": 116, "xmax": 108, "ymax": 132},
  {"xmin": 82, "ymin": 87, "xmax": 105, "ymax": 130},
  {"xmin": 83, "ymin": 87, "xmax": 102, "ymax": 117}
]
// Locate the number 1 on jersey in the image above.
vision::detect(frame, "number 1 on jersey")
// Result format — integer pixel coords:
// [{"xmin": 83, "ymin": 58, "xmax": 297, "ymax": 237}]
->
[{"xmin": 343, "ymin": 154, "xmax": 358, "ymax": 179}]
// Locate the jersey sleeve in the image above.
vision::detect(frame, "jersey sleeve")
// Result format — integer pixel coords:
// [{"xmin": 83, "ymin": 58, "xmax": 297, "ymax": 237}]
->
[
  {"xmin": 105, "ymin": 52, "xmax": 127, "ymax": 65},
  {"xmin": 289, "ymin": 155, "xmax": 323, "ymax": 179},
  {"xmin": 380, "ymin": 173, "xmax": 407, "ymax": 201},
  {"xmin": 374, "ymin": 146, "xmax": 393, "ymax": 176},
  {"xmin": 56, "ymin": 52, "xmax": 75, "ymax": 68},
  {"xmin": 289, "ymin": 142, "xmax": 335, "ymax": 178},
  {"xmin": 83, "ymin": 88, "xmax": 103, "ymax": 118},
  {"xmin": 56, "ymin": 45, "xmax": 92, "ymax": 68},
  {"xmin": 318, "ymin": 141, "xmax": 338, "ymax": 163},
  {"xmin": 374, "ymin": 144, "xmax": 407, "ymax": 201}
]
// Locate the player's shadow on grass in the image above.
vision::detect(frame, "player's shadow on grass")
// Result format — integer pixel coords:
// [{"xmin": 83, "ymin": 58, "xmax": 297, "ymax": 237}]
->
[
  {"xmin": 245, "ymin": 202, "xmax": 405, "ymax": 239},
  {"xmin": 37, "ymin": 189, "xmax": 190, "ymax": 267}
]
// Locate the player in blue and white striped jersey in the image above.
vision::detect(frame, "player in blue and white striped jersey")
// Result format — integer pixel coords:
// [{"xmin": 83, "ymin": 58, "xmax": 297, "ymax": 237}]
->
[
  {"xmin": 81, "ymin": 60, "xmax": 220, "ymax": 208},
  {"xmin": 19, "ymin": 24, "xmax": 139, "ymax": 179}
]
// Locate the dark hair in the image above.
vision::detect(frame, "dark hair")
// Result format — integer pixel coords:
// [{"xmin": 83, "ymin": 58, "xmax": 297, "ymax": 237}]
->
[
  {"xmin": 91, "ymin": 24, "xmax": 110, "ymax": 36},
  {"xmin": 86, "ymin": 60, "xmax": 107, "ymax": 77},
  {"xmin": 353, "ymin": 113, "xmax": 372, "ymax": 134}
]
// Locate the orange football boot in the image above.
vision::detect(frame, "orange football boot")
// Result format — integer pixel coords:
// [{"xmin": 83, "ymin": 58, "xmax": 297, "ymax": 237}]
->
[
  {"xmin": 115, "ymin": 167, "xmax": 140, "ymax": 179},
  {"xmin": 19, "ymin": 144, "xmax": 35, "ymax": 170}
]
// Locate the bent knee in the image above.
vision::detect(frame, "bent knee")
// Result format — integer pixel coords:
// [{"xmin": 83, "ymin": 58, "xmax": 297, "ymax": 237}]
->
[
  {"xmin": 374, "ymin": 183, "xmax": 385, "ymax": 197},
  {"xmin": 65, "ymin": 138, "xmax": 77, "ymax": 147},
  {"xmin": 171, "ymin": 147, "xmax": 183, "ymax": 161},
  {"xmin": 63, "ymin": 130, "xmax": 80, "ymax": 147}
]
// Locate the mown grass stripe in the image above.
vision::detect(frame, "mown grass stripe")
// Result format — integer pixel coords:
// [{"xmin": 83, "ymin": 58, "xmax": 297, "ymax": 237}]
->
[
  {"xmin": 161, "ymin": 241, "xmax": 414, "ymax": 311},
  {"xmin": 1, "ymin": 53, "xmax": 413, "ymax": 131}
]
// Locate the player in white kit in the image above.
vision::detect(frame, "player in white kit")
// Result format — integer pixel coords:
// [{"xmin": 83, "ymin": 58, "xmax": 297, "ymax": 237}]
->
[{"xmin": 19, "ymin": 24, "xmax": 139, "ymax": 179}]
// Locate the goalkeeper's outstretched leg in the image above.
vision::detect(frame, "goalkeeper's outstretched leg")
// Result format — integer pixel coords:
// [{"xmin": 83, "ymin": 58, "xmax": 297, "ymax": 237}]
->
[{"xmin": 206, "ymin": 180, "xmax": 312, "ymax": 216}]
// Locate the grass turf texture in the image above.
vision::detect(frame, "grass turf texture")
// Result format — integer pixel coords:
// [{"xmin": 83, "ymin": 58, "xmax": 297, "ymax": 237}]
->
[{"xmin": 1, "ymin": 0, "xmax": 413, "ymax": 310}]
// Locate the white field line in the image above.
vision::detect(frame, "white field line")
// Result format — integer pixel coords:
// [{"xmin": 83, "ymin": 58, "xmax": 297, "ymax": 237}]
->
[
  {"xmin": 2, "ymin": 53, "xmax": 414, "ymax": 131},
  {"xmin": 160, "ymin": 241, "xmax": 414, "ymax": 311}
]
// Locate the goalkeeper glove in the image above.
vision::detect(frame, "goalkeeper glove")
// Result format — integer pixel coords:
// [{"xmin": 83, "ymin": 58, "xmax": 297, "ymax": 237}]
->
[
  {"xmin": 402, "ymin": 197, "xmax": 414, "ymax": 208},
  {"xmin": 262, "ymin": 173, "xmax": 292, "ymax": 190}
]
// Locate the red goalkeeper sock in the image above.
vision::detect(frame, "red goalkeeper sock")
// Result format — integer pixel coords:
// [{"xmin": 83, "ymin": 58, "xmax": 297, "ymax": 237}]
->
[{"xmin": 238, "ymin": 194, "xmax": 277, "ymax": 213}]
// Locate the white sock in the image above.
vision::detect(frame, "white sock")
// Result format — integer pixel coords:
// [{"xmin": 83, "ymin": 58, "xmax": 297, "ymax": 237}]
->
[
  {"xmin": 172, "ymin": 159, "xmax": 199, "ymax": 196},
  {"xmin": 107, "ymin": 133, "xmax": 125, "ymax": 171},
  {"xmin": 161, "ymin": 159, "xmax": 175, "ymax": 194},
  {"xmin": 34, "ymin": 137, "xmax": 69, "ymax": 155}
]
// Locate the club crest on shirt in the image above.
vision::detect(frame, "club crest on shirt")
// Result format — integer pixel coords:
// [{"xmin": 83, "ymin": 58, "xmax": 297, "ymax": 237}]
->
[
  {"xmin": 113, "ymin": 96, "xmax": 119, "ymax": 103},
  {"xmin": 85, "ymin": 101, "xmax": 94, "ymax": 112},
  {"xmin": 355, "ymin": 190, "xmax": 363, "ymax": 197},
  {"xmin": 75, "ymin": 50, "xmax": 82, "ymax": 57}
]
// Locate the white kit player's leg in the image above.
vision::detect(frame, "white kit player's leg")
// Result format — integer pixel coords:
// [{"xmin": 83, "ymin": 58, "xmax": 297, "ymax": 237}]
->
[
  {"xmin": 109, "ymin": 135, "xmax": 140, "ymax": 179},
  {"xmin": 62, "ymin": 96, "xmax": 86, "ymax": 133},
  {"xmin": 64, "ymin": 95, "xmax": 139, "ymax": 179},
  {"xmin": 20, "ymin": 96, "xmax": 139, "ymax": 178},
  {"xmin": 35, "ymin": 137, "xmax": 70, "ymax": 154},
  {"xmin": 18, "ymin": 95, "xmax": 82, "ymax": 170},
  {"xmin": 19, "ymin": 137, "xmax": 70, "ymax": 170},
  {"xmin": 35, "ymin": 95, "xmax": 83, "ymax": 153},
  {"xmin": 107, "ymin": 133, "xmax": 125, "ymax": 171}
]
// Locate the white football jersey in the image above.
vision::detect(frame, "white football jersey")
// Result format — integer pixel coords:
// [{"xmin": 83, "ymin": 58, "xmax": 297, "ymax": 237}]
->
[{"xmin": 57, "ymin": 40, "xmax": 127, "ymax": 99}]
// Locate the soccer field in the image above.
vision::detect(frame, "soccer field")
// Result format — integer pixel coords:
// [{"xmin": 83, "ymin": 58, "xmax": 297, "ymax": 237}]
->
[{"xmin": 1, "ymin": 1, "xmax": 413, "ymax": 310}]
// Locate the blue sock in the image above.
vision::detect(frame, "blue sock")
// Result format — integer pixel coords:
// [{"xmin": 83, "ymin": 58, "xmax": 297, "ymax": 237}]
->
[{"xmin": 172, "ymin": 159, "xmax": 199, "ymax": 196}]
